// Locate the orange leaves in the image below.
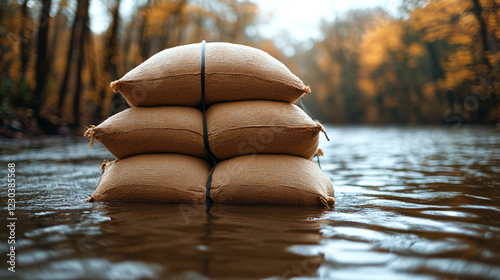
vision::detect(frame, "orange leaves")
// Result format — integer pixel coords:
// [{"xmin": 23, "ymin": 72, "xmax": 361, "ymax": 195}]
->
[
  {"xmin": 359, "ymin": 19, "xmax": 404, "ymax": 73},
  {"xmin": 315, "ymin": 44, "xmax": 330, "ymax": 73},
  {"xmin": 357, "ymin": 19, "xmax": 405, "ymax": 99},
  {"xmin": 410, "ymin": 0, "xmax": 473, "ymax": 42},
  {"xmin": 442, "ymin": 48, "xmax": 475, "ymax": 89},
  {"xmin": 408, "ymin": 0, "xmax": 499, "ymax": 93}
]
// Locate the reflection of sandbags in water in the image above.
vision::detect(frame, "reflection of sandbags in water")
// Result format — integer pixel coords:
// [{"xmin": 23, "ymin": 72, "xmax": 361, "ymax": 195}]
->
[
  {"xmin": 110, "ymin": 42, "xmax": 310, "ymax": 107},
  {"xmin": 207, "ymin": 204, "xmax": 325, "ymax": 279},
  {"xmin": 92, "ymin": 203, "xmax": 209, "ymax": 274},
  {"xmin": 92, "ymin": 203, "xmax": 325, "ymax": 279},
  {"xmin": 84, "ymin": 107, "xmax": 207, "ymax": 160},
  {"xmin": 87, "ymin": 154, "xmax": 209, "ymax": 203},
  {"xmin": 211, "ymin": 154, "xmax": 335, "ymax": 206},
  {"xmin": 207, "ymin": 100, "xmax": 323, "ymax": 160}
]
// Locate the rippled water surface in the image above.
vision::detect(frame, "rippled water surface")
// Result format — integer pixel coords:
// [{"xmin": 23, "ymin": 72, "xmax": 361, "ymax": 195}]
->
[{"xmin": 1, "ymin": 126, "xmax": 499, "ymax": 280}]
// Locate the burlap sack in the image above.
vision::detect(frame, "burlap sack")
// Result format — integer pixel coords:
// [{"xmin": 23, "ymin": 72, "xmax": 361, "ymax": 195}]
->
[
  {"xmin": 207, "ymin": 101, "xmax": 324, "ymax": 160},
  {"xmin": 211, "ymin": 154, "xmax": 335, "ymax": 206},
  {"xmin": 87, "ymin": 154, "xmax": 210, "ymax": 202},
  {"xmin": 84, "ymin": 107, "xmax": 207, "ymax": 159},
  {"xmin": 110, "ymin": 42, "xmax": 310, "ymax": 107}
]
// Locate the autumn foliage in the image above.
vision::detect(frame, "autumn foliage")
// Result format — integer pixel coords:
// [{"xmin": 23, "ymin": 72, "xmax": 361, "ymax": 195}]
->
[
  {"xmin": 299, "ymin": 0, "xmax": 499, "ymax": 124},
  {"xmin": 0, "ymin": 0, "xmax": 499, "ymax": 137}
]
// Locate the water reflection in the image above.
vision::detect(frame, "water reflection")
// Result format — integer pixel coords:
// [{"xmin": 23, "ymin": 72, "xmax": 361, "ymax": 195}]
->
[
  {"xmin": 0, "ymin": 126, "xmax": 499, "ymax": 279},
  {"xmin": 93, "ymin": 203, "xmax": 326, "ymax": 279},
  {"xmin": 1, "ymin": 202, "xmax": 327, "ymax": 279}
]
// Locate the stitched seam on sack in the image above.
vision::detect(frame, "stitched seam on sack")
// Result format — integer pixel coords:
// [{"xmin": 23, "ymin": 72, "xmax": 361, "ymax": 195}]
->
[
  {"xmin": 209, "ymin": 125, "xmax": 320, "ymax": 137},
  {"xmin": 120, "ymin": 73, "xmax": 201, "ymax": 84},
  {"xmin": 214, "ymin": 184, "xmax": 324, "ymax": 197},
  {"xmin": 99, "ymin": 127, "xmax": 204, "ymax": 137},
  {"xmin": 206, "ymin": 73, "xmax": 305, "ymax": 90},
  {"xmin": 104, "ymin": 184, "xmax": 205, "ymax": 193},
  {"xmin": 121, "ymin": 73, "xmax": 306, "ymax": 91}
]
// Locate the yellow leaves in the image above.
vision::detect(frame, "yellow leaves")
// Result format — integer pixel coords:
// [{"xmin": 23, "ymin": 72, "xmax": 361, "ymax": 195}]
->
[
  {"xmin": 441, "ymin": 48, "xmax": 475, "ymax": 89},
  {"xmin": 458, "ymin": 13, "xmax": 478, "ymax": 34},
  {"xmin": 407, "ymin": 0, "xmax": 498, "ymax": 93},
  {"xmin": 487, "ymin": 52, "xmax": 500, "ymax": 67},
  {"xmin": 407, "ymin": 42, "xmax": 424, "ymax": 57},
  {"xmin": 358, "ymin": 79, "xmax": 377, "ymax": 98},
  {"xmin": 445, "ymin": 48, "xmax": 473, "ymax": 70},
  {"xmin": 330, "ymin": 63, "xmax": 342, "ymax": 89},
  {"xmin": 232, "ymin": 1, "xmax": 259, "ymax": 15},
  {"xmin": 359, "ymin": 20, "xmax": 403, "ymax": 73},
  {"xmin": 406, "ymin": 42, "xmax": 425, "ymax": 68},
  {"xmin": 357, "ymin": 19, "xmax": 405, "ymax": 99},
  {"xmin": 450, "ymin": 33, "xmax": 473, "ymax": 45},
  {"xmin": 410, "ymin": 0, "xmax": 473, "ymax": 42},
  {"xmin": 315, "ymin": 45, "xmax": 330, "ymax": 73},
  {"xmin": 315, "ymin": 83, "xmax": 329, "ymax": 102},
  {"xmin": 422, "ymin": 82, "xmax": 436, "ymax": 99},
  {"xmin": 444, "ymin": 67, "xmax": 475, "ymax": 89}
]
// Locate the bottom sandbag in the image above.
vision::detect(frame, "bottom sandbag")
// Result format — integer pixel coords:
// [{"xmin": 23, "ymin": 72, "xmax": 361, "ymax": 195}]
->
[
  {"xmin": 87, "ymin": 154, "xmax": 210, "ymax": 203},
  {"xmin": 211, "ymin": 154, "xmax": 335, "ymax": 206}
]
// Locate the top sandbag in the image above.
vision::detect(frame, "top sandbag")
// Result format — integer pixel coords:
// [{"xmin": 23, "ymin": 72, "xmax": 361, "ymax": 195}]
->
[{"xmin": 110, "ymin": 42, "xmax": 310, "ymax": 107}]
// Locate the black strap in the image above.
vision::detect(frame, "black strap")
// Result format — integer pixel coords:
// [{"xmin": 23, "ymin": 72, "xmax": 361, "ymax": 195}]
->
[{"xmin": 201, "ymin": 40, "xmax": 217, "ymax": 203}]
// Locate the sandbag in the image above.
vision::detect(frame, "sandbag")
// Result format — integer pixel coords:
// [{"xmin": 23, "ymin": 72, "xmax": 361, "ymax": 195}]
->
[
  {"xmin": 207, "ymin": 100, "xmax": 323, "ymax": 160},
  {"xmin": 110, "ymin": 42, "xmax": 310, "ymax": 107},
  {"xmin": 210, "ymin": 154, "xmax": 335, "ymax": 206},
  {"xmin": 84, "ymin": 107, "xmax": 207, "ymax": 159},
  {"xmin": 87, "ymin": 154, "xmax": 210, "ymax": 203}
]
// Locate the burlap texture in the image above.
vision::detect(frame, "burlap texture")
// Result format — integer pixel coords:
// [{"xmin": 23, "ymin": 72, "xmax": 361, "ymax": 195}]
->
[
  {"xmin": 111, "ymin": 42, "xmax": 310, "ymax": 107},
  {"xmin": 207, "ymin": 101, "xmax": 321, "ymax": 160},
  {"xmin": 211, "ymin": 154, "xmax": 335, "ymax": 206},
  {"xmin": 84, "ymin": 106, "xmax": 207, "ymax": 159},
  {"xmin": 88, "ymin": 154, "xmax": 209, "ymax": 202}
]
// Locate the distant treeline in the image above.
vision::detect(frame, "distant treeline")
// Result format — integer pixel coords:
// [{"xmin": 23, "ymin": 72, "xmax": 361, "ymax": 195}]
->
[
  {"xmin": 0, "ymin": 0, "xmax": 267, "ymax": 136},
  {"xmin": 297, "ymin": 0, "xmax": 500, "ymax": 125},
  {"xmin": 0, "ymin": 0, "xmax": 499, "ymax": 137}
]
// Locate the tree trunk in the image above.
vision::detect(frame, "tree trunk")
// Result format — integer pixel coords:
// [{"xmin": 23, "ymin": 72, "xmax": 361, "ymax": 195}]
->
[
  {"xmin": 32, "ymin": 0, "xmax": 52, "ymax": 118},
  {"xmin": 57, "ymin": 1, "xmax": 81, "ymax": 118},
  {"xmin": 169, "ymin": 0, "xmax": 187, "ymax": 47},
  {"xmin": 71, "ymin": 0, "xmax": 90, "ymax": 130},
  {"xmin": 425, "ymin": 41, "xmax": 445, "ymax": 103},
  {"xmin": 96, "ymin": 0, "xmax": 122, "ymax": 120},
  {"xmin": 19, "ymin": 0, "xmax": 30, "ymax": 84},
  {"xmin": 471, "ymin": 0, "xmax": 493, "ymax": 70},
  {"xmin": 139, "ymin": 0, "xmax": 152, "ymax": 61},
  {"xmin": 47, "ymin": 2, "xmax": 66, "ymax": 73}
]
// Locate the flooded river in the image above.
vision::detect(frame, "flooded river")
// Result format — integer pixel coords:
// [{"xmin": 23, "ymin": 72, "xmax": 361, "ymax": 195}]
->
[{"xmin": 0, "ymin": 125, "xmax": 499, "ymax": 279}]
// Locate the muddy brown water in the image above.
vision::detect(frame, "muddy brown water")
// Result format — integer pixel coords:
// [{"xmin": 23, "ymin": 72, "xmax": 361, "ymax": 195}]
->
[{"xmin": 0, "ymin": 125, "xmax": 499, "ymax": 280}]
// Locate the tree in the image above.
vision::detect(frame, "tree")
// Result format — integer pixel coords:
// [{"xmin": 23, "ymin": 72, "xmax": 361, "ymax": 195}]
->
[
  {"xmin": 32, "ymin": 0, "xmax": 52, "ymax": 119},
  {"xmin": 72, "ymin": 0, "xmax": 90, "ymax": 129},
  {"xmin": 95, "ymin": 0, "xmax": 122, "ymax": 120},
  {"xmin": 56, "ymin": 0, "xmax": 90, "ymax": 130},
  {"xmin": 19, "ymin": 0, "xmax": 30, "ymax": 91}
]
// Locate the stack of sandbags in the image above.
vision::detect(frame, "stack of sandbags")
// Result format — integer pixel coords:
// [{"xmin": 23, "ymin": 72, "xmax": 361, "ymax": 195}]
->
[
  {"xmin": 84, "ymin": 106, "xmax": 211, "ymax": 203},
  {"xmin": 85, "ymin": 42, "xmax": 335, "ymax": 206}
]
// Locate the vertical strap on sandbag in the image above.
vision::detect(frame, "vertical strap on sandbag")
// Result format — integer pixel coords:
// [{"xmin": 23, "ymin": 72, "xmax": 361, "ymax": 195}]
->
[
  {"xmin": 299, "ymin": 97, "xmax": 328, "ymax": 169},
  {"xmin": 201, "ymin": 40, "xmax": 217, "ymax": 203}
]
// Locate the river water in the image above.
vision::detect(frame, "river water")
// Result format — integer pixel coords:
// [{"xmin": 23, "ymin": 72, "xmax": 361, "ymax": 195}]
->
[{"xmin": 0, "ymin": 125, "xmax": 499, "ymax": 280}]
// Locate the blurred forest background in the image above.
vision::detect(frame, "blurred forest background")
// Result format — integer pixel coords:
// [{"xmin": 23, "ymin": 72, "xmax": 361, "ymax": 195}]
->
[{"xmin": 0, "ymin": 0, "xmax": 499, "ymax": 137}]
